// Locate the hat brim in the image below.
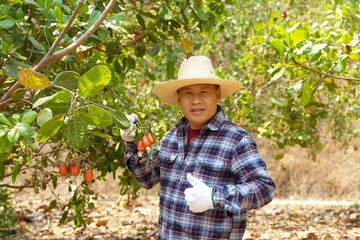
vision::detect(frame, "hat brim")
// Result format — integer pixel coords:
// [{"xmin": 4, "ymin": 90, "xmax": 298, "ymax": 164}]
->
[{"xmin": 152, "ymin": 78, "xmax": 242, "ymax": 105}]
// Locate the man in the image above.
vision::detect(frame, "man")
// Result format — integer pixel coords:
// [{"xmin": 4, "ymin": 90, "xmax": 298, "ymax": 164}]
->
[{"xmin": 121, "ymin": 55, "xmax": 276, "ymax": 239}]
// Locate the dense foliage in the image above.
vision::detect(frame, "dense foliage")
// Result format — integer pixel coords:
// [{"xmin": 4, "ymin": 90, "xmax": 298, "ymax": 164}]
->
[{"xmin": 0, "ymin": 0, "xmax": 359, "ymax": 233}]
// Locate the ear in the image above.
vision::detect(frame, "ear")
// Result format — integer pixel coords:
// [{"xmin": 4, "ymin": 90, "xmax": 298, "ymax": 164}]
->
[{"xmin": 216, "ymin": 87, "xmax": 221, "ymax": 101}]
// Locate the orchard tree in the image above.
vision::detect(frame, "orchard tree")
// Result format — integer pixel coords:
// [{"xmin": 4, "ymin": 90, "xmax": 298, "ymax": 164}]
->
[
  {"xmin": 0, "ymin": 0, "xmax": 232, "ymax": 233},
  {"xmin": 188, "ymin": 0, "xmax": 360, "ymax": 159}
]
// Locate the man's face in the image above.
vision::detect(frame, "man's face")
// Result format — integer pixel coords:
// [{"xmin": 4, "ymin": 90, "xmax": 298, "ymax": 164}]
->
[{"xmin": 178, "ymin": 84, "xmax": 221, "ymax": 129}]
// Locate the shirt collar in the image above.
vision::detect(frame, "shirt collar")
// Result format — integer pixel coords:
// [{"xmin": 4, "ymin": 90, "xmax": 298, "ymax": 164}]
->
[{"xmin": 176, "ymin": 105, "xmax": 226, "ymax": 132}]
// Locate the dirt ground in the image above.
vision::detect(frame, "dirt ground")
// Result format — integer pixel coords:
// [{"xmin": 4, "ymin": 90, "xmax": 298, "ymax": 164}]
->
[{"xmin": 2, "ymin": 185, "xmax": 360, "ymax": 240}]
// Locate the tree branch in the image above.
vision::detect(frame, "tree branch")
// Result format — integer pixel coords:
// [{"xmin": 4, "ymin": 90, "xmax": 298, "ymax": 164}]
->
[
  {"xmin": 0, "ymin": 183, "xmax": 34, "ymax": 189},
  {"xmin": 47, "ymin": 0, "xmax": 117, "ymax": 64},
  {"xmin": 0, "ymin": 81, "xmax": 21, "ymax": 111},
  {"xmin": 0, "ymin": 74, "xmax": 8, "ymax": 85},
  {"xmin": 0, "ymin": 0, "xmax": 117, "ymax": 111},
  {"xmin": 79, "ymin": 97, "xmax": 112, "ymax": 110},
  {"xmin": 47, "ymin": 0, "xmax": 85, "ymax": 55},
  {"xmin": 292, "ymin": 58, "xmax": 360, "ymax": 81},
  {"xmin": 311, "ymin": 61, "xmax": 338, "ymax": 98}
]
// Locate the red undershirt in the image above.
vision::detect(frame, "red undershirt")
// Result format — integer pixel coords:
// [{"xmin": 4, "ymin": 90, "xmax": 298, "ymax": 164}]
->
[{"xmin": 187, "ymin": 127, "xmax": 201, "ymax": 151}]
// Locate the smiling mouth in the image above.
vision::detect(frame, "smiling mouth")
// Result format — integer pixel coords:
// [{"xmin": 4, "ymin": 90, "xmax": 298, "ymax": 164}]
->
[{"xmin": 191, "ymin": 109, "xmax": 205, "ymax": 113}]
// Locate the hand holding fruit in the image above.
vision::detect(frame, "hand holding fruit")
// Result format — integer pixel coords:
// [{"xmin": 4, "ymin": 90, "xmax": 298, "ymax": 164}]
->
[
  {"xmin": 120, "ymin": 113, "xmax": 139, "ymax": 142},
  {"xmin": 137, "ymin": 132, "xmax": 156, "ymax": 157}
]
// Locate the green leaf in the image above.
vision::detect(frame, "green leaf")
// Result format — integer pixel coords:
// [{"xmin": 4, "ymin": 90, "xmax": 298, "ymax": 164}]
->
[
  {"xmin": 43, "ymin": 0, "xmax": 51, "ymax": 13},
  {"xmin": 33, "ymin": 90, "xmax": 71, "ymax": 108},
  {"xmin": 194, "ymin": 6, "xmax": 207, "ymax": 20},
  {"xmin": 130, "ymin": 176, "xmax": 141, "ymax": 192},
  {"xmin": 88, "ymin": 202, "xmax": 94, "ymax": 210},
  {"xmin": 310, "ymin": 51, "xmax": 321, "ymax": 62},
  {"xmin": 148, "ymin": 45, "xmax": 160, "ymax": 56},
  {"xmin": 107, "ymin": 13, "xmax": 126, "ymax": 25},
  {"xmin": 53, "ymin": 71, "xmax": 80, "ymax": 91},
  {"xmin": 28, "ymin": 36, "xmax": 46, "ymax": 53},
  {"xmin": 21, "ymin": 110, "xmax": 36, "ymax": 124},
  {"xmin": 349, "ymin": 49, "xmax": 360, "ymax": 60},
  {"xmin": 79, "ymin": 4, "xmax": 89, "ymax": 14},
  {"xmin": 287, "ymin": 81, "xmax": 303, "ymax": 94},
  {"xmin": 44, "ymin": 102, "xmax": 70, "ymax": 116},
  {"xmin": 275, "ymin": 153, "xmax": 284, "ymax": 160},
  {"xmin": 270, "ymin": 39, "xmax": 285, "ymax": 56},
  {"xmin": 290, "ymin": 28, "xmax": 309, "ymax": 47},
  {"xmin": 63, "ymin": 111, "xmax": 88, "ymax": 149},
  {"xmin": 15, "ymin": 122, "xmax": 35, "ymax": 137},
  {"xmin": 88, "ymin": 10, "xmax": 101, "ymax": 28},
  {"xmin": 110, "ymin": 110, "xmax": 130, "ymax": 130},
  {"xmin": 49, "ymin": 200, "xmax": 57, "ymax": 209},
  {"xmin": 77, "ymin": 105, "xmax": 112, "ymax": 127},
  {"xmin": 78, "ymin": 65, "xmax": 111, "ymax": 97},
  {"xmin": 332, "ymin": 55, "xmax": 349, "ymax": 73},
  {"xmin": 0, "ymin": 113, "xmax": 11, "ymax": 126},
  {"xmin": 296, "ymin": 41, "xmax": 313, "ymax": 55},
  {"xmin": 60, "ymin": 211, "xmax": 68, "ymax": 224},
  {"xmin": 299, "ymin": 83, "xmax": 312, "ymax": 106},
  {"xmin": 166, "ymin": 61, "xmax": 175, "ymax": 80},
  {"xmin": 7, "ymin": 127, "xmax": 19, "ymax": 143},
  {"xmin": 88, "ymin": 130, "xmax": 111, "ymax": 138},
  {"xmin": 0, "ymin": 125, "xmax": 8, "ymax": 137},
  {"xmin": 25, "ymin": 137, "xmax": 36, "ymax": 149},
  {"xmin": 51, "ymin": 174, "xmax": 58, "ymax": 189},
  {"xmin": 12, "ymin": 162, "xmax": 20, "ymax": 184},
  {"xmin": 136, "ymin": 14, "xmax": 146, "ymax": 29},
  {"xmin": 0, "ymin": 20, "xmax": 15, "ymax": 29},
  {"xmin": 311, "ymin": 43, "xmax": 328, "ymax": 54},
  {"xmin": 135, "ymin": 46, "xmax": 146, "ymax": 57},
  {"xmin": 11, "ymin": 89, "xmax": 27, "ymax": 100},
  {"xmin": 254, "ymin": 23, "xmax": 265, "ymax": 32},
  {"xmin": 37, "ymin": 108, "xmax": 53, "ymax": 127},
  {"xmin": 159, "ymin": 3, "xmax": 172, "ymax": 20},
  {"xmin": 271, "ymin": 68, "xmax": 285, "ymax": 81},
  {"xmin": 36, "ymin": 116, "xmax": 64, "ymax": 142},
  {"xmin": 12, "ymin": 114, "xmax": 21, "ymax": 124},
  {"xmin": 0, "ymin": 135, "xmax": 11, "ymax": 153},
  {"xmin": 167, "ymin": 52, "xmax": 177, "ymax": 62},
  {"xmin": 3, "ymin": 64, "xmax": 19, "ymax": 80},
  {"xmin": 342, "ymin": 33, "xmax": 352, "ymax": 44},
  {"xmin": 54, "ymin": 6, "xmax": 63, "ymax": 23}
]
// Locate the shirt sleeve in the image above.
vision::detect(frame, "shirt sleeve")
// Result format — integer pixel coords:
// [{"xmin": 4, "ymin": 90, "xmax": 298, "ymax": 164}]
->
[
  {"xmin": 212, "ymin": 136, "xmax": 276, "ymax": 215},
  {"xmin": 124, "ymin": 141, "xmax": 160, "ymax": 189}
]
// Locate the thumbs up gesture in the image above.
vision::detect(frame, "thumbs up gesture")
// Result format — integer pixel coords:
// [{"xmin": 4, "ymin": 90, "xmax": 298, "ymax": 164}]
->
[{"xmin": 184, "ymin": 173, "xmax": 214, "ymax": 213}]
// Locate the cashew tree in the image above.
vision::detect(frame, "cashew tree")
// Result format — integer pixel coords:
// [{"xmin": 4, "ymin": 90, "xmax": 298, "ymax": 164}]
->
[{"xmin": 0, "ymin": 0, "xmax": 233, "ymax": 232}]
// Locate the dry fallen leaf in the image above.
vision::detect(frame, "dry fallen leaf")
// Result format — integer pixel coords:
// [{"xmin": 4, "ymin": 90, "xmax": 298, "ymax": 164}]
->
[
  {"xmin": 96, "ymin": 217, "xmax": 112, "ymax": 227},
  {"xmin": 50, "ymin": 226, "xmax": 68, "ymax": 235}
]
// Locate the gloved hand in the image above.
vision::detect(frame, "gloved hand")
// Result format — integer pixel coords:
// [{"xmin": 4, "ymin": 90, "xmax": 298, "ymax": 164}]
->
[
  {"xmin": 120, "ymin": 113, "xmax": 139, "ymax": 142},
  {"xmin": 184, "ymin": 173, "xmax": 214, "ymax": 213}
]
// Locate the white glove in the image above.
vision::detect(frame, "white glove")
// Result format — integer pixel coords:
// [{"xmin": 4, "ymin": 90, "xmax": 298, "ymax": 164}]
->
[
  {"xmin": 184, "ymin": 173, "xmax": 214, "ymax": 213},
  {"xmin": 120, "ymin": 113, "xmax": 139, "ymax": 142}
]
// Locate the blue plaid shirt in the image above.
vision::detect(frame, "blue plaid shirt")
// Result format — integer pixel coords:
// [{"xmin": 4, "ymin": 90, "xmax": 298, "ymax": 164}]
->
[{"xmin": 125, "ymin": 107, "xmax": 276, "ymax": 239}]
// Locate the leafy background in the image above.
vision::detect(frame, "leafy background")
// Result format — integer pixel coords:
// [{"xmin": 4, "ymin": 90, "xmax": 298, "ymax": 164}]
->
[{"xmin": 0, "ymin": 0, "xmax": 359, "ymax": 236}]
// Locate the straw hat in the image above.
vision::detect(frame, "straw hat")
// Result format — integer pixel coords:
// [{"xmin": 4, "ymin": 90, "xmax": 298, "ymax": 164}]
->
[{"xmin": 152, "ymin": 55, "xmax": 242, "ymax": 105}]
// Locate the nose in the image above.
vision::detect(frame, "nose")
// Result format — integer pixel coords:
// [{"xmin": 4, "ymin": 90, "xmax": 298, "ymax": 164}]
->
[{"xmin": 192, "ymin": 95, "xmax": 202, "ymax": 105}]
